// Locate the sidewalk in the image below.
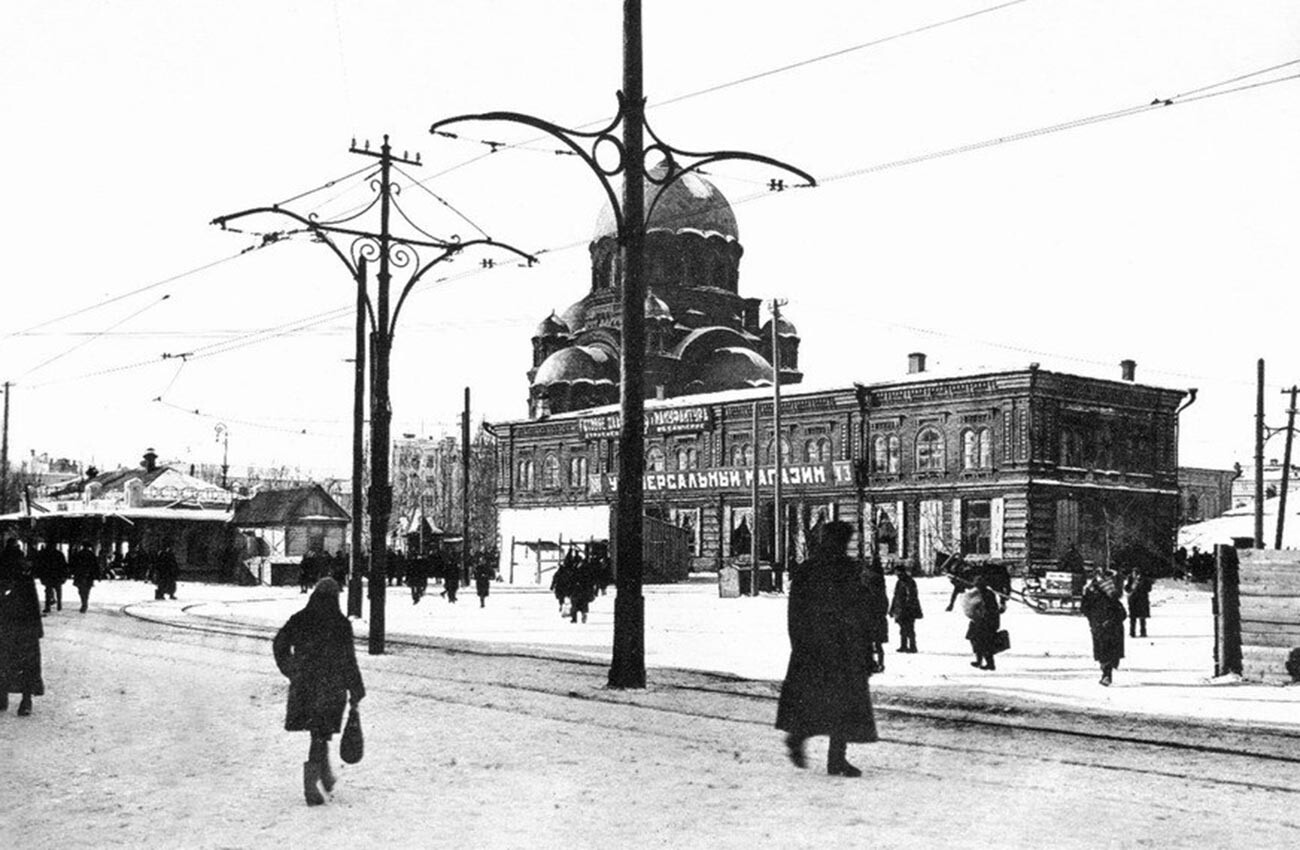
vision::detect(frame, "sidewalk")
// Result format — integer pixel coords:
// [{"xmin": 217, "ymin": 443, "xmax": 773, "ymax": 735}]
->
[{"xmin": 95, "ymin": 575, "xmax": 1300, "ymax": 730}]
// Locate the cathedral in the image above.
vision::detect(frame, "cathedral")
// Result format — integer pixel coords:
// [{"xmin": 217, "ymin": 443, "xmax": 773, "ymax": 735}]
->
[{"xmin": 527, "ymin": 164, "xmax": 800, "ymax": 418}]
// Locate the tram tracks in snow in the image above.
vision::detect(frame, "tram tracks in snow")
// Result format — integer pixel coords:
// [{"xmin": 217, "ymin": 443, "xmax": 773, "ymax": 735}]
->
[{"xmin": 117, "ymin": 599, "xmax": 1300, "ymax": 795}]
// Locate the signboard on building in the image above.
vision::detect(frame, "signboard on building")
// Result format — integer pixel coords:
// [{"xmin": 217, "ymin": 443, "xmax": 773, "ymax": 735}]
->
[
  {"xmin": 592, "ymin": 460, "xmax": 854, "ymax": 495},
  {"xmin": 578, "ymin": 405, "xmax": 714, "ymax": 439}
]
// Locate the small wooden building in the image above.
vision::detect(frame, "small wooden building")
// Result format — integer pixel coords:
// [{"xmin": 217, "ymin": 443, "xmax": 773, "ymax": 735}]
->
[{"xmin": 231, "ymin": 484, "xmax": 350, "ymax": 585}]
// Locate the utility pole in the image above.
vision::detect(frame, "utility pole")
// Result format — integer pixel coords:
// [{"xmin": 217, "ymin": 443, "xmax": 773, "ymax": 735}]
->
[
  {"xmin": 214, "ymin": 423, "xmax": 230, "ymax": 490},
  {"xmin": 770, "ymin": 299, "xmax": 787, "ymax": 589},
  {"xmin": 1255, "ymin": 359, "xmax": 1265, "ymax": 549},
  {"xmin": 462, "ymin": 386, "xmax": 471, "ymax": 584},
  {"xmin": 348, "ymin": 257, "xmax": 368, "ymax": 618},
  {"xmin": 0, "ymin": 381, "xmax": 9, "ymax": 515},
  {"xmin": 213, "ymin": 136, "xmax": 532, "ymax": 655},
  {"xmin": 750, "ymin": 400, "xmax": 760, "ymax": 595},
  {"xmin": 429, "ymin": 0, "xmax": 812, "ymax": 688},
  {"xmin": 1275, "ymin": 385, "xmax": 1297, "ymax": 549}
]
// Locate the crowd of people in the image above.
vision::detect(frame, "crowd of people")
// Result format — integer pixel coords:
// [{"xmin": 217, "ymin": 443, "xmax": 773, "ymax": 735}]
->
[
  {"xmin": 328, "ymin": 546, "xmax": 500, "ymax": 609},
  {"xmin": 550, "ymin": 547, "xmax": 613, "ymax": 624}
]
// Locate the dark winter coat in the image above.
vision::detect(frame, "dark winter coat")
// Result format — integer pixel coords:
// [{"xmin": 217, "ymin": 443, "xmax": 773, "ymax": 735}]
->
[
  {"xmin": 474, "ymin": 563, "xmax": 494, "ymax": 598},
  {"xmin": 889, "ymin": 573, "xmax": 923, "ymax": 622},
  {"xmin": 35, "ymin": 547, "xmax": 68, "ymax": 587},
  {"xmin": 0, "ymin": 554, "xmax": 46, "ymax": 697},
  {"xmin": 1125, "ymin": 574, "xmax": 1153, "ymax": 620},
  {"xmin": 963, "ymin": 586, "xmax": 1001, "ymax": 656},
  {"xmin": 154, "ymin": 551, "xmax": 179, "ymax": 595},
  {"xmin": 273, "ymin": 584, "xmax": 365, "ymax": 735},
  {"xmin": 1082, "ymin": 578, "xmax": 1126, "ymax": 667},
  {"xmin": 70, "ymin": 548, "xmax": 99, "ymax": 590},
  {"xmin": 863, "ymin": 566, "xmax": 890, "ymax": 643},
  {"xmin": 775, "ymin": 556, "xmax": 878, "ymax": 743}
]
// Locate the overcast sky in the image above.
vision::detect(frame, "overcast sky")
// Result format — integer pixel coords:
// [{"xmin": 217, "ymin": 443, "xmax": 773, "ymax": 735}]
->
[{"xmin": 2, "ymin": 1, "xmax": 1297, "ymax": 478}]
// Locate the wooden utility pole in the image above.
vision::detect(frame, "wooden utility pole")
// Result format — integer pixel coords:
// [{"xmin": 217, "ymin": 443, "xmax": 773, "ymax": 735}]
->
[
  {"xmin": 462, "ymin": 386, "xmax": 471, "ymax": 583},
  {"xmin": 750, "ymin": 400, "xmax": 760, "ymax": 594},
  {"xmin": 1255, "ymin": 359, "xmax": 1265, "ymax": 549},
  {"xmin": 770, "ymin": 299, "xmax": 787, "ymax": 587},
  {"xmin": 0, "ymin": 381, "xmax": 9, "ymax": 515},
  {"xmin": 1275, "ymin": 385, "xmax": 1297, "ymax": 549}
]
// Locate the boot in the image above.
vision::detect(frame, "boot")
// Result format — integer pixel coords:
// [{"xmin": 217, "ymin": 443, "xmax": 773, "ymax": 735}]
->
[
  {"xmin": 1, "ymin": 692, "xmax": 8, "ymax": 712},
  {"xmin": 784, "ymin": 732, "xmax": 807, "ymax": 769},
  {"xmin": 827, "ymin": 738, "xmax": 862, "ymax": 777},
  {"xmin": 17, "ymin": 694, "xmax": 33, "ymax": 717},
  {"xmin": 302, "ymin": 762, "xmax": 325, "ymax": 806},
  {"xmin": 319, "ymin": 753, "xmax": 336, "ymax": 794}
]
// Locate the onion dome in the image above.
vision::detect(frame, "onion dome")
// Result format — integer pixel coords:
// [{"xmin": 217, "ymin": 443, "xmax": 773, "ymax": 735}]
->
[
  {"xmin": 759, "ymin": 315, "xmax": 798, "ymax": 338},
  {"xmin": 698, "ymin": 346, "xmax": 774, "ymax": 392},
  {"xmin": 644, "ymin": 291, "xmax": 673, "ymax": 322},
  {"xmin": 534, "ymin": 311, "xmax": 570, "ymax": 339},
  {"xmin": 532, "ymin": 345, "xmax": 618, "ymax": 387},
  {"xmin": 559, "ymin": 299, "xmax": 588, "ymax": 331},
  {"xmin": 593, "ymin": 162, "xmax": 739, "ymax": 243}
]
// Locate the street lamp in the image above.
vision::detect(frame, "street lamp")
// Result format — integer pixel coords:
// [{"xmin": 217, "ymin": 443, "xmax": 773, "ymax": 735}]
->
[
  {"xmin": 429, "ymin": 0, "xmax": 814, "ymax": 688},
  {"xmin": 214, "ymin": 423, "xmax": 229, "ymax": 490},
  {"xmin": 212, "ymin": 136, "xmax": 533, "ymax": 653}
]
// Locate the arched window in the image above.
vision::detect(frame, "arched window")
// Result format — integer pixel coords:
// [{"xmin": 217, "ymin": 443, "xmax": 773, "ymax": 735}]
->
[
  {"xmin": 916, "ymin": 427, "xmax": 945, "ymax": 472},
  {"xmin": 542, "ymin": 454, "xmax": 560, "ymax": 488},
  {"xmin": 764, "ymin": 436, "xmax": 792, "ymax": 465},
  {"xmin": 963, "ymin": 428, "xmax": 993, "ymax": 470},
  {"xmin": 516, "ymin": 458, "xmax": 535, "ymax": 490},
  {"xmin": 743, "ymin": 444, "xmax": 754, "ymax": 466},
  {"xmin": 805, "ymin": 437, "xmax": 831, "ymax": 463},
  {"xmin": 676, "ymin": 446, "xmax": 698, "ymax": 470},
  {"xmin": 568, "ymin": 456, "xmax": 589, "ymax": 488},
  {"xmin": 647, "ymin": 446, "xmax": 666, "ymax": 473}
]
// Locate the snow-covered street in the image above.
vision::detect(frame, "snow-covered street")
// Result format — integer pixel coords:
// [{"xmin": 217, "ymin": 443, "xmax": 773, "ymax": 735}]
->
[{"xmin": 3, "ymin": 578, "xmax": 1300, "ymax": 849}]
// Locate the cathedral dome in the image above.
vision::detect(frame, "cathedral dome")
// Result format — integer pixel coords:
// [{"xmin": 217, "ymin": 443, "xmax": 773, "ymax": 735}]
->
[
  {"xmin": 644, "ymin": 291, "xmax": 673, "ymax": 322},
  {"xmin": 534, "ymin": 311, "xmax": 570, "ymax": 338},
  {"xmin": 759, "ymin": 315, "xmax": 798, "ymax": 338},
  {"xmin": 533, "ymin": 345, "xmax": 618, "ymax": 387},
  {"xmin": 697, "ymin": 346, "xmax": 773, "ymax": 392},
  {"xmin": 559, "ymin": 299, "xmax": 588, "ymax": 330},
  {"xmin": 592, "ymin": 163, "xmax": 739, "ymax": 243}
]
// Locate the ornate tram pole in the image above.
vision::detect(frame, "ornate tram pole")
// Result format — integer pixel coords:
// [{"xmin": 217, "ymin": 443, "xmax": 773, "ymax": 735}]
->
[
  {"xmin": 212, "ymin": 136, "xmax": 533, "ymax": 654},
  {"xmin": 430, "ymin": 0, "xmax": 814, "ymax": 688}
]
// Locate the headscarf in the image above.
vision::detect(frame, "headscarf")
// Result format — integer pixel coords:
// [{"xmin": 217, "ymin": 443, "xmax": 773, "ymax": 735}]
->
[{"xmin": 305, "ymin": 577, "xmax": 343, "ymax": 616}]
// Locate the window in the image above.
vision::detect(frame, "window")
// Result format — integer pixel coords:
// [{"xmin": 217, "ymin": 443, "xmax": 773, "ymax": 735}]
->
[
  {"xmin": 542, "ymin": 454, "xmax": 560, "ymax": 488},
  {"xmin": 764, "ymin": 436, "xmax": 792, "ymax": 465},
  {"xmin": 647, "ymin": 446, "xmax": 666, "ymax": 472},
  {"xmin": 515, "ymin": 458, "xmax": 534, "ymax": 490},
  {"xmin": 675, "ymin": 446, "xmax": 698, "ymax": 470},
  {"xmin": 963, "ymin": 428, "xmax": 993, "ymax": 470},
  {"xmin": 962, "ymin": 500, "xmax": 992, "ymax": 555},
  {"xmin": 1059, "ymin": 429, "xmax": 1084, "ymax": 467},
  {"xmin": 568, "ymin": 456, "xmax": 589, "ymax": 488},
  {"xmin": 871, "ymin": 434, "xmax": 900, "ymax": 474},
  {"xmin": 730, "ymin": 443, "xmax": 753, "ymax": 467},
  {"xmin": 915, "ymin": 427, "xmax": 945, "ymax": 472},
  {"xmin": 805, "ymin": 437, "xmax": 832, "ymax": 463}
]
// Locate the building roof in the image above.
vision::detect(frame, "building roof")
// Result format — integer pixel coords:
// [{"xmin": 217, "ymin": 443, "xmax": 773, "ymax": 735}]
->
[
  {"xmin": 230, "ymin": 484, "xmax": 350, "ymax": 527},
  {"xmin": 47, "ymin": 465, "xmax": 170, "ymax": 498},
  {"xmin": 533, "ymin": 345, "xmax": 619, "ymax": 387}
]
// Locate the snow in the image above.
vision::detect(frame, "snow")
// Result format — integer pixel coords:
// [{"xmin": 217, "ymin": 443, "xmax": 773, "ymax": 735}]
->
[{"xmin": 88, "ymin": 575, "xmax": 1300, "ymax": 729}]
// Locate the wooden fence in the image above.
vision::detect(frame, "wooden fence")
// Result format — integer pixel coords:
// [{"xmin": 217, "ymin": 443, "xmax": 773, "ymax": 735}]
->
[{"xmin": 1228, "ymin": 548, "xmax": 1300, "ymax": 683}]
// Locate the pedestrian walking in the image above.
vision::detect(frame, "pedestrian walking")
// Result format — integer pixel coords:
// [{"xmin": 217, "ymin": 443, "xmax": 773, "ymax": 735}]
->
[
  {"xmin": 69, "ymin": 543, "xmax": 99, "ymax": 614},
  {"xmin": 35, "ymin": 542, "xmax": 67, "ymax": 614},
  {"xmin": 552, "ymin": 552, "xmax": 575, "ymax": 615},
  {"xmin": 0, "ymin": 538, "xmax": 44, "ymax": 717},
  {"xmin": 775, "ymin": 520, "xmax": 877, "ymax": 778},
  {"xmin": 272, "ymin": 578, "xmax": 366, "ymax": 806},
  {"xmin": 863, "ymin": 555, "xmax": 889, "ymax": 672},
  {"xmin": 406, "ymin": 554, "xmax": 428, "ymax": 605},
  {"xmin": 889, "ymin": 561, "xmax": 923, "ymax": 653},
  {"xmin": 1125, "ymin": 569, "xmax": 1153, "ymax": 638},
  {"xmin": 569, "ymin": 555, "xmax": 593, "ymax": 624},
  {"xmin": 473, "ymin": 556, "xmax": 494, "ymax": 608},
  {"xmin": 444, "ymin": 552, "xmax": 459, "ymax": 604},
  {"xmin": 154, "ymin": 545, "xmax": 179, "ymax": 601},
  {"xmin": 1082, "ymin": 566, "xmax": 1126, "ymax": 686},
  {"xmin": 962, "ymin": 573, "xmax": 1001, "ymax": 670}
]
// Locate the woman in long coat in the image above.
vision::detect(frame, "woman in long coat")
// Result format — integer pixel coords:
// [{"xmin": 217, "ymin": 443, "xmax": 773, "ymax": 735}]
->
[
  {"xmin": 963, "ymin": 574, "xmax": 1001, "ymax": 670},
  {"xmin": 1082, "ymin": 568, "xmax": 1126, "ymax": 686},
  {"xmin": 273, "ymin": 578, "xmax": 365, "ymax": 806},
  {"xmin": 776, "ymin": 520, "xmax": 877, "ymax": 778},
  {"xmin": 863, "ymin": 556, "xmax": 890, "ymax": 673},
  {"xmin": 1125, "ymin": 570, "xmax": 1153, "ymax": 638},
  {"xmin": 0, "ymin": 539, "xmax": 45, "ymax": 716}
]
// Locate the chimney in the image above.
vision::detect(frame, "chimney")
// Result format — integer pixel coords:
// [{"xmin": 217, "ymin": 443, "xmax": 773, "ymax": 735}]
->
[
  {"xmin": 907, "ymin": 352, "xmax": 927, "ymax": 374},
  {"xmin": 142, "ymin": 448, "xmax": 158, "ymax": 472},
  {"xmin": 1120, "ymin": 359, "xmax": 1136, "ymax": 382}
]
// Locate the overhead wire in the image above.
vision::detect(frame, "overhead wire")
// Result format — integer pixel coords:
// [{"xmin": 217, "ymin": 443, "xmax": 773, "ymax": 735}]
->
[{"xmin": 16, "ymin": 294, "xmax": 173, "ymax": 380}]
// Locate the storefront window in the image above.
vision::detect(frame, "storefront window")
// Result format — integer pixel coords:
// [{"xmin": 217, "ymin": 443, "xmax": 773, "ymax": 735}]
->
[{"xmin": 962, "ymin": 499, "xmax": 992, "ymax": 554}]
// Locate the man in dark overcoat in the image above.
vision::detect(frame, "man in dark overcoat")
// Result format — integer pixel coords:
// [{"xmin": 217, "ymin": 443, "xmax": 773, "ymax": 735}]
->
[
  {"xmin": 35, "ymin": 542, "xmax": 68, "ymax": 613},
  {"xmin": 863, "ymin": 555, "xmax": 890, "ymax": 673},
  {"xmin": 69, "ymin": 543, "xmax": 99, "ymax": 614},
  {"xmin": 568, "ymin": 555, "xmax": 593, "ymax": 624},
  {"xmin": 775, "ymin": 520, "xmax": 877, "ymax": 778},
  {"xmin": 889, "ymin": 561, "xmax": 923, "ymax": 653},
  {"xmin": 406, "ymin": 553, "xmax": 428, "ymax": 605},
  {"xmin": 1124, "ymin": 570, "xmax": 1153, "ymax": 638},
  {"xmin": 1, "ymin": 538, "xmax": 45, "ymax": 716},
  {"xmin": 1082, "ymin": 567, "xmax": 1126, "ymax": 686},
  {"xmin": 473, "ymin": 555, "xmax": 495, "ymax": 608}
]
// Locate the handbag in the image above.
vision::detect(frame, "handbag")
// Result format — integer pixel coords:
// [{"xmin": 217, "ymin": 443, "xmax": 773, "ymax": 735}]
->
[
  {"xmin": 993, "ymin": 629, "xmax": 1011, "ymax": 655},
  {"xmin": 340, "ymin": 704, "xmax": 364, "ymax": 765}
]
